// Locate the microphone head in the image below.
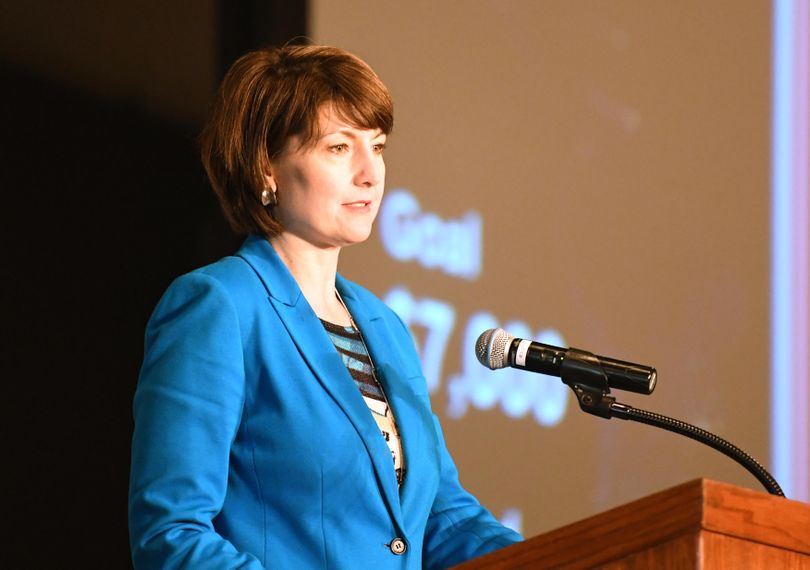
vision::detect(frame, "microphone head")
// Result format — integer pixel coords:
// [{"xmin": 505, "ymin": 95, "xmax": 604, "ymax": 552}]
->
[{"xmin": 475, "ymin": 328, "xmax": 514, "ymax": 370}]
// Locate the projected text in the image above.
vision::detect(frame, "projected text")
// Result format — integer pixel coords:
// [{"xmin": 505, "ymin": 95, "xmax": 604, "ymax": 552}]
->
[
  {"xmin": 378, "ymin": 189, "xmax": 568, "ymax": 427},
  {"xmin": 378, "ymin": 188, "xmax": 482, "ymax": 280}
]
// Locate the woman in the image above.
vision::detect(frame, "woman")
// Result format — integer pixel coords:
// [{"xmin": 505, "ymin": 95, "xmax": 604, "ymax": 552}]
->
[{"xmin": 129, "ymin": 45, "xmax": 522, "ymax": 569}]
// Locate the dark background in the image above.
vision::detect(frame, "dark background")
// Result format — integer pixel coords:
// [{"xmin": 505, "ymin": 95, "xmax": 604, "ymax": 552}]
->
[{"xmin": 3, "ymin": 2, "xmax": 306, "ymax": 566}]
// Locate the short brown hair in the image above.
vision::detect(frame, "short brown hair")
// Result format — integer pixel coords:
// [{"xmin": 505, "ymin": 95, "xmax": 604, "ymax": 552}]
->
[{"xmin": 200, "ymin": 45, "xmax": 394, "ymax": 237}]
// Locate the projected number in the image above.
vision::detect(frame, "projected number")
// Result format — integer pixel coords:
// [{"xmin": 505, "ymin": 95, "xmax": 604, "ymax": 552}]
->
[
  {"xmin": 446, "ymin": 312, "xmax": 568, "ymax": 427},
  {"xmin": 384, "ymin": 287, "xmax": 568, "ymax": 427},
  {"xmin": 384, "ymin": 286, "xmax": 455, "ymax": 393}
]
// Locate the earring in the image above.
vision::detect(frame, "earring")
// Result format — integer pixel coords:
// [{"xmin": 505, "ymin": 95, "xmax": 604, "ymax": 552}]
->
[{"xmin": 261, "ymin": 188, "xmax": 277, "ymax": 207}]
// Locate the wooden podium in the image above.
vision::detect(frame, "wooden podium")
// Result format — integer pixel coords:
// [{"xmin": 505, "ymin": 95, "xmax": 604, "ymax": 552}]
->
[{"xmin": 454, "ymin": 479, "xmax": 810, "ymax": 569}]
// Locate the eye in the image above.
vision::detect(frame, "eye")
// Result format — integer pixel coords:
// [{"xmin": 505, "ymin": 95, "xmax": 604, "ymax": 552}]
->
[
  {"xmin": 329, "ymin": 143, "xmax": 349, "ymax": 153},
  {"xmin": 372, "ymin": 142, "xmax": 387, "ymax": 154}
]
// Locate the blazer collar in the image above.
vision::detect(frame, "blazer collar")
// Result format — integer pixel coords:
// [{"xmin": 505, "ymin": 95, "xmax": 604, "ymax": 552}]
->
[
  {"xmin": 235, "ymin": 234, "xmax": 386, "ymax": 322},
  {"xmin": 235, "ymin": 235, "xmax": 410, "ymax": 525},
  {"xmin": 235, "ymin": 234, "xmax": 303, "ymax": 307}
]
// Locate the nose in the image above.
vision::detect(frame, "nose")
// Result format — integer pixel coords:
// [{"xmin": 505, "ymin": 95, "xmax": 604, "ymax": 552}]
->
[{"xmin": 354, "ymin": 146, "xmax": 384, "ymax": 188}]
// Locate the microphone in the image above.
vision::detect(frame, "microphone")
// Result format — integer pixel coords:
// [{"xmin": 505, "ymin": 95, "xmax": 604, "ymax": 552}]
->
[{"xmin": 475, "ymin": 328, "xmax": 657, "ymax": 395}]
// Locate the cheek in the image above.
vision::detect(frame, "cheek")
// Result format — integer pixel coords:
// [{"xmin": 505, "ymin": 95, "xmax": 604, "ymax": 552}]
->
[
  {"xmin": 282, "ymin": 162, "xmax": 313, "ymax": 191},
  {"xmin": 370, "ymin": 197, "xmax": 383, "ymax": 220},
  {"xmin": 276, "ymin": 165, "xmax": 322, "ymax": 210}
]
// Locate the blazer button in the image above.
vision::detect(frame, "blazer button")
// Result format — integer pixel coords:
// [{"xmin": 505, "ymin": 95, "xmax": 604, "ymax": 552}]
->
[{"xmin": 390, "ymin": 538, "xmax": 407, "ymax": 555}]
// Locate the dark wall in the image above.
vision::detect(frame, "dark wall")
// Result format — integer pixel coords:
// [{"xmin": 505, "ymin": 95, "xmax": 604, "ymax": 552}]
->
[
  {"xmin": 5, "ymin": 65, "xmax": 233, "ymax": 565},
  {"xmin": 4, "ymin": 2, "xmax": 306, "ymax": 566}
]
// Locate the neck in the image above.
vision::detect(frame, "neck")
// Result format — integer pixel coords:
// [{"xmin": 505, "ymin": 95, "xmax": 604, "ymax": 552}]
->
[{"xmin": 269, "ymin": 233, "xmax": 350, "ymax": 325}]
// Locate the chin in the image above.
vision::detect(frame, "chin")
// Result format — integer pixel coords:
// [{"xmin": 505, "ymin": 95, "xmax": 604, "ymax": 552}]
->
[{"xmin": 339, "ymin": 227, "xmax": 374, "ymax": 247}]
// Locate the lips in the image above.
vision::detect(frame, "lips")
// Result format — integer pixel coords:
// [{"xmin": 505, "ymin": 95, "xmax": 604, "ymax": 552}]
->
[{"xmin": 343, "ymin": 200, "xmax": 372, "ymax": 207}]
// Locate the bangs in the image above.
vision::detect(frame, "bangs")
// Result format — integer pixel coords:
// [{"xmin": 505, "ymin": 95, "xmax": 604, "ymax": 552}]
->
[
  {"xmin": 293, "ymin": 95, "xmax": 393, "ymax": 150},
  {"xmin": 290, "ymin": 54, "xmax": 394, "ymax": 148},
  {"xmin": 331, "ymin": 92, "xmax": 394, "ymax": 134}
]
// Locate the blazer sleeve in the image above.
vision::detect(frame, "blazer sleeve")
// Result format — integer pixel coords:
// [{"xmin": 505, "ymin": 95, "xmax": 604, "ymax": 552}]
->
[
  {"xmin": 421, "ymin": 412, "xmax": 523, "ymax": 569},
  {"xmin": 128, "ymin": 272, "xmax": 265, "ymax": 569}
]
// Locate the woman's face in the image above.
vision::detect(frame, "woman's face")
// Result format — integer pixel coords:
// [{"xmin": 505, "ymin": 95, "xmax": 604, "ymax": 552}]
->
[{"xmin": 268, "ymin": 106, "xmax": 387, "ymax": 250}]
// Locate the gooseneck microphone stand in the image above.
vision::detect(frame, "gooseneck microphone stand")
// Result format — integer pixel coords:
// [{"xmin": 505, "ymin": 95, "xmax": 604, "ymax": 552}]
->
[{"xmin": 562, "ymin": 353, "xmax": 785, "ymax": 497}]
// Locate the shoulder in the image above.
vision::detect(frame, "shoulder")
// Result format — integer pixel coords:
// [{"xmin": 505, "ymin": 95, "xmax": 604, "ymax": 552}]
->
[
  {"xmin": 147, "ymin": 255, "xmax": 268, "ymax": 338},
  {"xmin": 191, "ymin": 255, "xmax": 260, "ymax": 291},
  {"xmin": 162, "ymin": 255, "xmax": 263, "ymax": 304}
]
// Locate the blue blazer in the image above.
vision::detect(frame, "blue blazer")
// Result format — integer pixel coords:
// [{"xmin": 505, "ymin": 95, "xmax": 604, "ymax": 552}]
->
[{"xmin": 129, "ymin": 235, "xmax": 521, "ymax": 569}]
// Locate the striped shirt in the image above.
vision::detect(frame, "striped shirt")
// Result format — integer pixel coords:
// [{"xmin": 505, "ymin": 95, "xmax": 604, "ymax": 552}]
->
[{"xmin": 321, "ymin": 319, "xmax": 406, "ymax": 486}]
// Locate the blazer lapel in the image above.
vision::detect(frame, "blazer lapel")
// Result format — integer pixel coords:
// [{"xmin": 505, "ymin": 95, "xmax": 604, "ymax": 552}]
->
[
  {"xmin": 337, "ymin": 276, "xmax": 440, "ymax": 526},
  {"xmin": 236, "ymin": 236, "xmax": 405, "ymax": 526}
]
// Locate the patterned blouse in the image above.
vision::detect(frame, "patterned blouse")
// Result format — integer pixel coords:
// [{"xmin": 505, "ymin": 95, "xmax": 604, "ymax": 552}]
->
[{"xmin": 320, "ymin": 319, "xmax": 406, "ymax": 486}]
